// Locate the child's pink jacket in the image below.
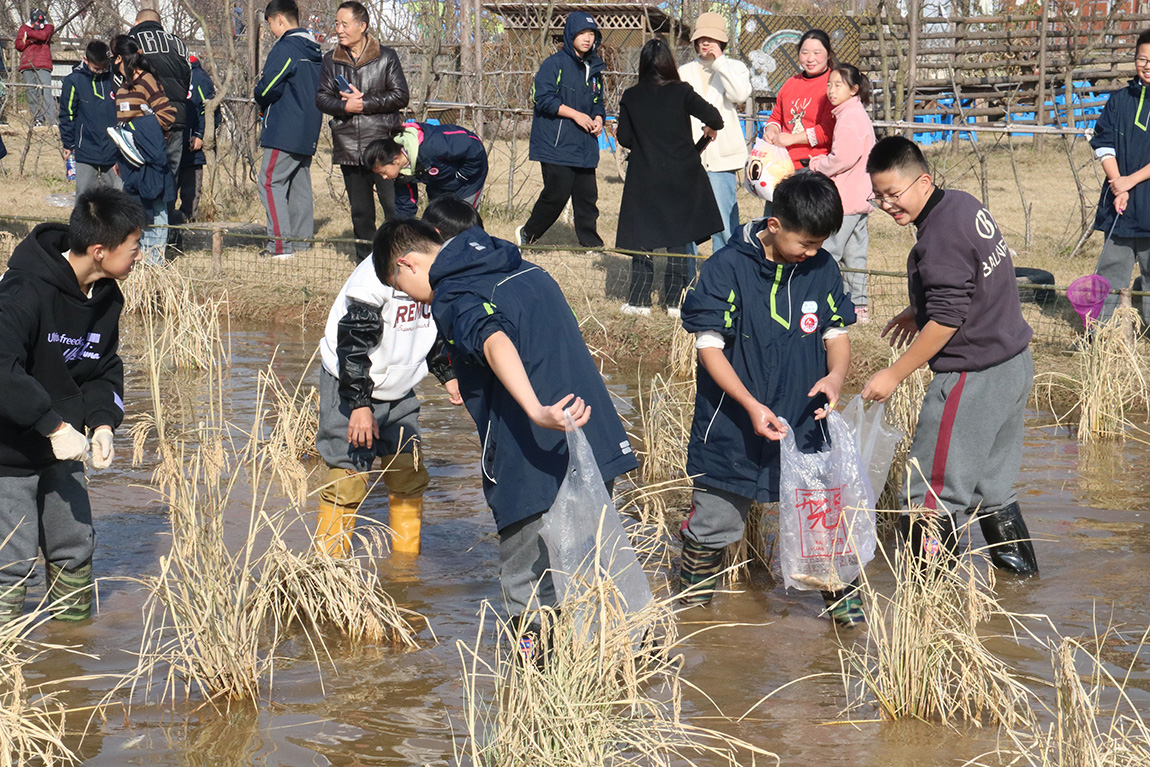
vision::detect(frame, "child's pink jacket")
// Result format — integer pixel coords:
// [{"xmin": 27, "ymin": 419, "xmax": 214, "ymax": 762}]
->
[{"xmin": 809, "ymin": 96, "xmax": 876, "ymax": 215}]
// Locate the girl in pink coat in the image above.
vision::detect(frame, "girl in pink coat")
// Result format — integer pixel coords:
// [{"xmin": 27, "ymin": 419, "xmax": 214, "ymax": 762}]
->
[{"xmin": 810, "ymin": 64, "xmax": 876, "ymax": 322}]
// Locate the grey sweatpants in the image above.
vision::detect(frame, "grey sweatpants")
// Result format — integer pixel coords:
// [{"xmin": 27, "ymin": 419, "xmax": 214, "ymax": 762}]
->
[
  {"xmin": 1094, "ymin": 235, "xmax": 1150, "ymax": 325},
  {"xmin": 315, "ymin": 369, "xmax": 422, "ymax": 473},
  {"xmin": 682, "ymin": 485, "xmax": 754, "ymax": 550},
  {"xmin": 823, "ymin": 213, "xmax": 870, "ymax": 306},
  {"xmin": 21, "ymin": 68, "xmax": 54, "ymax": 125},
  {"xmin": 75, "ymin": 163, "xmax": 123, "ymax": 196},
  {"xmin": 498, "ymin": 479, "xmax": 616, "ymax": 616},
  {"xmin": 257, "ymin": 148, "xmax": 314, "ymax": 256},
  {"xmin": 0, "ymin": 462, "xmax": 93, "ymax": 587},
  {"xmin": 903, "ymin": 348, "xmax": 1033, "ymax": 517}
]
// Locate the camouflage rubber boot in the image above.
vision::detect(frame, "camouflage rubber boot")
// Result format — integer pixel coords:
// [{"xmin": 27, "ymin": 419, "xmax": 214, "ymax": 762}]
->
[
  {"xmin": 821, "ymin": 578, "xmax": 865, "ymax": 627},
  {"xmin": 46, "ymin": 560, "xmax": 93, "ymax": 621},
  {"xmin": 0, "ymin": 583, "xmax": 26, "ymax": 625},
  {"xmin": 679, "ymin": 538, "xmax": 725, "ymax": 606}
]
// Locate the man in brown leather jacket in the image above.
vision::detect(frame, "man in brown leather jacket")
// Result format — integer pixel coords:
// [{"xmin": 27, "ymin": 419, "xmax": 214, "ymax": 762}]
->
[{"xmin": 316, "ymin": 0, "xmax": 409, "ymax": 262}]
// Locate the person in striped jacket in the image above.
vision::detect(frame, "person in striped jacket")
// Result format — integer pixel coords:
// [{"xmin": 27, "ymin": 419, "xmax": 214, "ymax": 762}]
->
[{"xmin": 254, "ymin": 0, "xmax": 324, "ymax": 259}]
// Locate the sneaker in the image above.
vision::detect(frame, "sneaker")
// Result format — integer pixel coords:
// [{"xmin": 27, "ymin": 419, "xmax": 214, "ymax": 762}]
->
[
  {"xmin": 855, "ymin": 306, "xmax": 870, "ymax": 324},
  {"xmin": 107, "ymin": 125, "xmax": 144, "ymax": 167},
  {"xmin": 514, "ymin": 225, "xmax": 526, "ymax": 247},
  {"xmin": 620, "ymin": 303, "xmax": 652, "ymax": 317},
  {"xmin": 666, "ymin": 306, "xmax": 681, "ymax": 319}
]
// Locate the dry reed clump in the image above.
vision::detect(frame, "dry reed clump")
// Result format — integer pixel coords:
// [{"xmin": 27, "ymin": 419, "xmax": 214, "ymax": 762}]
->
[
  {"xmin": 1034, "ymin": 306, "xmax": 1150, "ymax": 443},
  {"xmin": 121, "ymin": 261, "xmax": 227, "ymax": 372},
  {"xmin": 721, "ymin": 502, "xmax": 778, "ymax": 586},
  {"xmin": 877, "ymin": 350, "xmax": 932, "ymax": 512},
  {"xmin": 838, "ymin": 508, "xmax": 1035, "ymax": 728},
  {"xmin": 987, "ymin": 628, "xmax": 1150, "ymax": 767},
  {"xmin": 632, "ymin": 372, "xmax": 696, "ymax": 529},
  {"xmin": 454, "ymin": 586, "xmax": 777, "ymax": 766},
  {"xmin": 0, "ymin": 592, "xmax": 75, "ymax": 766},
  {"xmin": 254, "ymin": 358, "xmax": 320, "ymax": 507},
  {"xmin": 669, "ymin": 322, "xmax": 697, "ymax": 381}
]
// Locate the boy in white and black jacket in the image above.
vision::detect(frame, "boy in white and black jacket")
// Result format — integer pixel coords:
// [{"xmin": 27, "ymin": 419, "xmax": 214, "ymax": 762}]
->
[
  {"xmin": 315, "ymin": 222, "xmax": 459, "ymax": 557},
  {"xmin": 0, "ymin": 188, "xmax": 147, "ymax": 623},
  {"xmin": 862, "ymin": 137, "xmax": 1037, "ymax": 577}
]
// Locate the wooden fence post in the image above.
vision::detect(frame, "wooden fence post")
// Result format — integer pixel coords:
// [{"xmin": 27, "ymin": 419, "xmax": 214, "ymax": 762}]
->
[
  {"xmin": 1035, "ymin": 0, "xmax": 1050, "ymax": 150},
  {"xmin": 212, "ymin": 227, "xmax": 224, "ymax": 275},
  {"xmin": 904, "ymin": 0, "xmax": 920, "ymax": 133}
]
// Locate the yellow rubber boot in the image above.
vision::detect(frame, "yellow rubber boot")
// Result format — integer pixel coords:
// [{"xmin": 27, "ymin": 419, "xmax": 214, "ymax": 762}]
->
[
  {"xmin": 388, "ymin": 495, "xmax": 424, "ymax": 555},
  {"xmin": 316, "ymin": 468, "xmax": 368, "ymax": 557}
]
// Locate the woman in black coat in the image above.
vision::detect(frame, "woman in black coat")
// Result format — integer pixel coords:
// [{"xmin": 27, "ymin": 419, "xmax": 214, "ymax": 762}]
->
[
  {"xmin": 316, "ymin": 0, "xmax": 409, "ymax": 262},
  {"xmin": 617, "ymin": 37, "xmax": 724, "ymax": 316}
]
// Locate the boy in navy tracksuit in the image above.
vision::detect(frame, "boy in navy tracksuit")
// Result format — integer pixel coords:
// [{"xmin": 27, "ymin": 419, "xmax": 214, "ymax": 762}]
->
[
  {"xmin": 517, "ymin": 13, "xmax": 606, "ymax": 248},
  {"xmin": 862, "ymin": 137, "xmax": 1037, "ymax": 577},
  {"xmin": 59, "ymin": 41, "xmax": 122, "ymax": 195},
  {"xmin": 380, "ymin": 221, "xmax": 637, "ymax": 622},
  {"xmin": 1090, "ymin": 29, "xmax": 1150, "ymax": 324},
  {"xmin": 254, "ymin": 0, "xmax": 323, "ymax": 258},
  {"xmin": 680, "ymin": 172, "xmax": 859, "ymax": 624},
  {"xmin": 364, "ymin": 122, "xmax": 488, "ymax": 218},
  {"xmin": 0, "ymin": 187, "xmax": 147, "ymax": 624},
  {"xmin": 176, "ymin": 55, "xmax": 219, "ymax": 223}
]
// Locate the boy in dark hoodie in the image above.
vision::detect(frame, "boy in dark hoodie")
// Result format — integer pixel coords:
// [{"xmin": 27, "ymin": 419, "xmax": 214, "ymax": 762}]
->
[
  {"xmin": 364, "ymin": 122, "xmax": 488, "ymax": 218},
  {"xmin": 175, "ymin": 54, "xmax": 220, "ymax": 224},
  {"xmin": 255, "ymin": 0, "xmax": 324, "ymax": 258},
  {"xmin": 680, "ymin": 172, "xmax": 858, "ymax": 624},
  {"xmin": 381, "ymin": 220, "xmax": 637, "ymax": 626},
  {"xmin": 60, "ymin": 40, "xmax": 122, "ymax": 195},
  {"xmin": 517, "ymin": 13, "xmax": 606, "ymax": 249},
  {"xmin": 0, "ymin": 188, "xmax": 147, "ymax": 624},
  {"xmin": 862, "ymin": 137, "xmax": 1037, "ymax": 579},
  {"xmin": 1090, "ymin": 29, "xmax": 1150, "ymax": 324}
]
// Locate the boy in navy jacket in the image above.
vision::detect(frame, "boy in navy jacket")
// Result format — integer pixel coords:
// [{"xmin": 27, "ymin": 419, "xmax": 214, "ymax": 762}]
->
[
  {"xmin": 381, "ymin": 220, "xmax": 637, "ymax": 623},
  {"xmin": 862, "ymin": 137, "xmax": 1037, "ymax": 578},
  {"xmin": 0, "ymin": 188, "xmax": 147, "ymax": 624},
  {"xmin": 364, "ymin": 122, "xmax": 488, "ymax": 218},
  {"xmin": 1090, "ymin": 29, "xmax": 1150, "ymax": 324},
  {"xmin": 60, "ymin": 41, "xmax": 121, "ymax": 195},
  {"xmin": 680, "ymin": 172, "xmax": 858, "ymax": 624},
  {"xmin": 175, "ymin": 55, "xmax": 219, "ymax": 223},
  {"xmin": 517, "ymin": 13, "xmax": 606, "ymax": 249},
  {"xmin": 254, "ymin": 0, "xmax": 324, "ymax": 258}
]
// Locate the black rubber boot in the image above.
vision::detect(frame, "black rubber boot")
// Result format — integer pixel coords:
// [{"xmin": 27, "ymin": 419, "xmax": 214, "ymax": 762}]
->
[
  {"xmin": 0, "ymin": 583, "xmax": 26, "ymax": 625},
  {"xmin": 46, "ymin": 560, "xmax": 93, "ymax": 621},
  {"xmin": 510, "ymin": 611, "xmax": 557, "ymax": 671},
  {"xmin": 898, "ymin": 512, "xmax": 960, "ymax": 567},
  {"xmin": 977, "ymin": 502, "xmax": 1039, "ymax": 576},
  {"xmin": 678, "ymin": 538, "xmax": 724, "ymax": 606}
]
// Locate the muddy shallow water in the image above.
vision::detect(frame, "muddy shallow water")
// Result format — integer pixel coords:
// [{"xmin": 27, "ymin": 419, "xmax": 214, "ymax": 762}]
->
[{"xmin": 22, "ymin": 323, "xmax": 1150, "ymax": 766}]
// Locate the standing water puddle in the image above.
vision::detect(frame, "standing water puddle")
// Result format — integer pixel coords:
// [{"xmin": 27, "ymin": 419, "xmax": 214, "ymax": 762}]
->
[{"xmin": 22, "ymin": 323, "xmax": 1150, "ymax": 765}]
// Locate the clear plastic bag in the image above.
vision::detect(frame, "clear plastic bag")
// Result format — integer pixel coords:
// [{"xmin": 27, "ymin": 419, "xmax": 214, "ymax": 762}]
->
[
  {"xmin": 842, "ymin": 395, "xmax": 905, "ymax": 506},
  {"xmin": 744, "ymin": 138, "xmax": 794, "ymax": 202},
  {"xmin": 540, "ymin": 417, "xmax": 652, "ymax": 613},
  {"xmin": 779, "ymin": 411, "xmax": 877, "ymax": 592}
]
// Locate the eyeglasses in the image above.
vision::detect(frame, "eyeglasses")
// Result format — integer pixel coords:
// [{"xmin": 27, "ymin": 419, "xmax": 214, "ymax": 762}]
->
[
  {"xmin": 1137, "ymin": 57, "xmax": 1150, "ymax": 67},
  {"xmin": 867, "ymin": 174, "xmax": 926, "ymax": 208}
]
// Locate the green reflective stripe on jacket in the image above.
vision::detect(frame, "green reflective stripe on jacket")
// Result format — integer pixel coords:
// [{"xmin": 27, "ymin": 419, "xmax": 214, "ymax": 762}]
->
[
  {"xmin": 261, "ymin": 58, "xmax": 292, "ymax": 97},
  {"xmin": 483, "ymin": 302, "xmax": 496, "ymax": 315},
  {"xmin": 769, "ymin": 265, "xmax": 790, "ymax": 329},
  {"xmin": 67, "ymin": 86, "xmax": 76, "ymax": 118},
  {"xmin": 827, "ymin": 292, "xmax": 843, "ymax": 325},
  {"xmin": 724, "ymin": 288, "xmax": 736, "ymax": 329}
]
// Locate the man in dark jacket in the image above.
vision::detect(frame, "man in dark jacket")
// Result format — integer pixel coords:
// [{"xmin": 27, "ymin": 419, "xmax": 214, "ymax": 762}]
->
[
  {"xmin": 1091, "ymin": 29, "xmax": 1150, "ymax": 324},
  {"xmin": 16, "ymin": 9, "xmax": 55, "ymax": 126},
  {"xmin": 0, "ymin": 187, "xmax": 146, "ymax": 624},
  {"xmin": 517, "ymin": 13, "xmax": 606, "ymax": 249},
  {"xmin": 128, "ymin": 9, "xmax": 191, "ymax": 176},
  {"xmin": 316, "ymin": 0, "xmax": 409, "ymax": 262},
  {"xmin": 175, "ymin": 55, "xmax": 219, "ymax": 223},
  {"xmin": 363, "ymin": 122, "xmax": 487, "ymax": 219},
  {"xmin": 255, "ymin": 0, "xmax": 323, "ymax": 258},
  {"xmin": 60, "ymin": 41, "xmax": 121, "ymax": 194}
]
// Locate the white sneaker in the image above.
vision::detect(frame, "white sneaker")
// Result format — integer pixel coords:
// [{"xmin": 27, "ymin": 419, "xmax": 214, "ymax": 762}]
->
[
  {"xmin": 856, "ymin": 306, "xmax": 870, "ymax": 324},
  {"xmin": 620, "ymin": 303, "xmax": 652, "ymax": 317},
  {"xmin": 666, "ymin": 306, "xmax": 681, "ymax": 319},
  {"xmin": 515, "ymin": 225, "xmax": 526, "ymax": 246},
  {"xmin": 107, "ymin": 125, "xmax": 144, "ymax": 167}
]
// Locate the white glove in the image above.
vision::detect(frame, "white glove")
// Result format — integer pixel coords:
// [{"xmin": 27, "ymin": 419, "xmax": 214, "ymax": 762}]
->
[
  {"xmin": 90, "ymin": 427, "xmax": 114, "ymax": 470},
  {"xmin": 49, "ymin": 423, "xmax": 90, "ymax": 463}
]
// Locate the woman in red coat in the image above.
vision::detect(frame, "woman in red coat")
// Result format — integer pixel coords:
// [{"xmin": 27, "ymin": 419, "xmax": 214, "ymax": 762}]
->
[{"xmin": 15, "ymin": 9, "xmax": 55, "ymax": 127}]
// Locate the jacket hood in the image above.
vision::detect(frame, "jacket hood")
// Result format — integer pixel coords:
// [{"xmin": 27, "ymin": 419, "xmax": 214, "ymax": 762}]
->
[
  {"xmin": 428, "ymin": 226, "xmax": 522, "ymax": 289},
  {"xmin": 562, "ymin": 13, "xmax": 605, "ymax": 75},
  {"xmin": 8, "ymin": 224, "xmax": 89, "ymax": 300},
  {"xmin": 191, "ymin": 59, "xmax": 203, "ymax": 72},
  {"xmin": 73, "ymin": 61, "xmax": 104, "ymax": 80},
  {"xmin": 283, "ymin": 28, "xmax": 322, "ymax": 61},
  {"xmin": 727, "ymin": 218, "xmax": 804, "ymax": 274}
]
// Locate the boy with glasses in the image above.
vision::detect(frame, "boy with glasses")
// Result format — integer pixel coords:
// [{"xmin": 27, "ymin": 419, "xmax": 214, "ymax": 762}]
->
[
  {"xmin": 861, "ymin": 136, "xmax": 1038, "ymax": 578},
  {"xmin": 1089, "ymin": 29, "xmax": 1150, "ymax": 323}
]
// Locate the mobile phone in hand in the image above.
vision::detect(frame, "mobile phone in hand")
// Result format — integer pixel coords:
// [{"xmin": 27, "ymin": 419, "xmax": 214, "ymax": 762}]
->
[{"xmin": 336, "ymin": 74, "xmax": 353, "ymax": 93}]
